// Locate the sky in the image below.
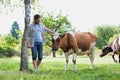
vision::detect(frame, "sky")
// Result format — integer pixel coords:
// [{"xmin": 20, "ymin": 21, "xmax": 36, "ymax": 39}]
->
[{"xmin": 0, "ymin": 0, "xmax": 120, "ymax": 35}]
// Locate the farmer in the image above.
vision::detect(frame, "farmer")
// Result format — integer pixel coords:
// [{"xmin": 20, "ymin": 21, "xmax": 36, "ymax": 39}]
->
[{"xmin": 27, "ymin": 14, "xmax": 55, "ymax": 71}]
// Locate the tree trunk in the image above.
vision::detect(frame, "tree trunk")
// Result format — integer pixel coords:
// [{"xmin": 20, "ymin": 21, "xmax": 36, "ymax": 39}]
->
[{"xmin": 20, "ymin": 0, "xmax": 31, "ymax": 71}]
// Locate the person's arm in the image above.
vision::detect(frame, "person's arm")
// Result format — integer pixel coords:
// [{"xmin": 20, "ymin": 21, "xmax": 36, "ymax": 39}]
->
[{"xmin": 42, "ymin": 24, "xmax": 55, "ymax": 35}]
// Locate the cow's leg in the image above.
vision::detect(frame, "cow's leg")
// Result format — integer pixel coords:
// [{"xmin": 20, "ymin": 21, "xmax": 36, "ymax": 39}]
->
[
  {"xmin": 119, "ymin": 54, "xmax": 120, "ymax": 63},
  {"xmin": 112, "ymin": 53, "xmax": 117, "ymax": 63},
  {"xmin": 65, "ymin": 53, "xmax": 69, "ymax": 70},
  {"xmin": 72, "ymin": 53, "xmax": 76, "ymax": 71},
  {"xmin": 88, "ymin": 47, "xmax": 95, "ymax": 69},
  {"xmin": 88, "ymin": 53, "xmax": 94, "ymax": 69}
]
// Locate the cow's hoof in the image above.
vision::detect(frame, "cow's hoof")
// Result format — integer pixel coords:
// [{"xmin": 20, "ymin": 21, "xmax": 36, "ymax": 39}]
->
[
  {"xmin": 73, "ymin": 69, "xmax": 76, "ymax": 72},
  {"xmin": 73, "ymin": 66, "xmax": 77, "ymax": 71},
  {"xmin": 114, "ymin": 60, "xmax": 117, "ymax": 63},
  {"xmin": 90, "ymin": 65, "xmax": 94, "ymax": 69},
  {"xmin": 90, "ymin": 67, "xmax": 93, "ymax": 69},
  {"xmin": 72, "ymin": 67, "xmax": 77, "ymax": 71},
  {"xmin": 118, "ymin": 60, "xmax": 120, "ymax": 63},
  {"xmin": 90, "ymin": 66, "xmax": 93, "ymax": 69}
]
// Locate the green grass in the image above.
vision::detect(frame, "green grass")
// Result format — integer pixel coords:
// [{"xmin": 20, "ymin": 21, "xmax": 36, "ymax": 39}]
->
[{"xmin": 0, "ymin": 56, "xmax": 120, "ymax": 80}]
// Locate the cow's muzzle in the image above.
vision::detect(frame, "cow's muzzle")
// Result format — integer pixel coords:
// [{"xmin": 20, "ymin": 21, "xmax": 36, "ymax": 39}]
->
[
  {"xmin": 100, "ymin": 54, "xmax": 104, "ymax": 57},
  {"xmin": 99, "ymin": 53, "xmax": 105, "ymax": 57}
]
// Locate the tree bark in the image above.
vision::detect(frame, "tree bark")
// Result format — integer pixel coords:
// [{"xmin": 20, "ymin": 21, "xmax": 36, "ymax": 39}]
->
[{"xmin": 20, "ymin": 0, "xmax": 31, "ymax": 71}]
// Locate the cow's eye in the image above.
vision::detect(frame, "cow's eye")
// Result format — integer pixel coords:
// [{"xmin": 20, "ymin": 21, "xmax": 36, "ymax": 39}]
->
[
  {"xmin": 52, "ymin": 39, "xmax": 55, "ymax": 43},
  {"xmin": 52, "ymin": 39, "xmax": 54, "ymax": 42},
  {"xmin": 56, "ymin": 38, "xmax": 60, "ymax": 42}
]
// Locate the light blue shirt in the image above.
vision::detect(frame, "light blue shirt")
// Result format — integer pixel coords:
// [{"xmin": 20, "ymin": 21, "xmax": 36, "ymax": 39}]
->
[{"xmin": 34, "ymin": 24, "xmax": 43, "ymax": 42}]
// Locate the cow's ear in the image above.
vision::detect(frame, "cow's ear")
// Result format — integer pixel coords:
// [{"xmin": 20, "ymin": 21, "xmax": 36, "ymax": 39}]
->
[
  {"xmin": 102, "ymin": 46, "xmax": 107, "ymax": 49},
  {"xmin": 59, "ymin": 34, "xmax": 65, "ymax": 39}
]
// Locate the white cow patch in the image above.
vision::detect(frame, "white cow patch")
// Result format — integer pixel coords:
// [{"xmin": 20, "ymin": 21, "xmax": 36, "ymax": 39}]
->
[
  {"xmin": 65, "ymin": 53, "xmax": 69, "ymax": 70},
  {"xmin": 72, "ymin": 53, "xmax": 77, "ymax": 71},
  {"xmin": 53, "ymin": 33, "xmax": 60, "ymax": 40},
  {"xmin": 77, "ymin": 49, "xmax": 90, "ymax": 55},
  {"xmin": 72, "ymin": 53, "xmax": 76, "ymax": 60},
  {"xmin": 113, "ymin": 39, "xmax": 117, "ymax": 46},
  {"xmin": 65, "ymin": 42, "xmax": 96, "ymax": 56},
  {"xmin": 77, "ymin": 42, "xmax": 96, "ymax": 55},
  {"xmin": 118, "ymin": 37, "xmax": 120, "ymax": 45},
  {"xmin": 69, "ymin": 32, "xmax": 75, "ymax": 36}
]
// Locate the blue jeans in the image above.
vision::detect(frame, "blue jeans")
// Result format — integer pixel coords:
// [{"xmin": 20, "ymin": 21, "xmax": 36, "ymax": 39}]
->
[{"xmin": 31, "ymin": 42, "xmax": 43, "ymax": 60}]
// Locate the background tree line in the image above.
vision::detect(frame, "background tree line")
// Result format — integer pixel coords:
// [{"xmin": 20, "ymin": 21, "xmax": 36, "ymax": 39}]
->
[
  {"xmin": 0, "ymin": 0, "xmax": 120, "ymax": 57},
  {"xmin": 95, "ymin": 25, "xmax": 120, "ymax": 49},
  {"xmin": 0, "ymin": 12, "xmax": 74, "ymax": 57},
  {"xmin": 1, "ymin": 23, "xmax": 120, "ymax": 57}
]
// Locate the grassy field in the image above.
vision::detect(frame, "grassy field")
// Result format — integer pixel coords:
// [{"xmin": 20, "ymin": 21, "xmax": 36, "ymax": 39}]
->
[{"xmin": 0, "ymin": 55, "xmax": 120, "ymax": 80}]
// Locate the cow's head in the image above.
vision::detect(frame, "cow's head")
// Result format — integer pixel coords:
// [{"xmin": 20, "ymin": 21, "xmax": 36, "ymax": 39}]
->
[
  {"xmin": 100, "ymin": 45, "xmax": 113, "ymax": 57},
  {"xmin": 52, "ymin": 33, "xmax": 65, "ymax": 51}
]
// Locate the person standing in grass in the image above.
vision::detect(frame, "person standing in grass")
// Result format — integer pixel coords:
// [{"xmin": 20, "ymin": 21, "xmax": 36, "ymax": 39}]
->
[{"xmin": 27, "ymin": 14, "xmax": 55, "ymax": 71}]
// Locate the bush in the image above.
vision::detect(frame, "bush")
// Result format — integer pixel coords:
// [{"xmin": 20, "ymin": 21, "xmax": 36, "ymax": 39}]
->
[
  {"xmin": 4, "ymin": 48, "xmax": 16, "ymax": 57},
  {"xmin": 0, "ymin": 47, "xmax": 19, "ymax": 57},
  {"xmin": 95, "ymin": 25, "xmax": 120, "ymax": 49},
  {"xmin": 0, "ymin": 34, "xmax": 21, "ymax": 57},
  {"xmin": 43, "ymin": 44, "xmax": 52, "ymax": 56},
  {"xmin": 96, "ymin": 37, "xmax": 108, "ymax": 49}
]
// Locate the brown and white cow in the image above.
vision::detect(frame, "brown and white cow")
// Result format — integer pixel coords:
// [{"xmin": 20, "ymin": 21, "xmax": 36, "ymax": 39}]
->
[
  {"xmin": 52, "ymin": 32, "xmax": 97, "ymax": 71},
  {"xmin": 100, "ymin": 37, "xmax": 120, "ymax": 63}
]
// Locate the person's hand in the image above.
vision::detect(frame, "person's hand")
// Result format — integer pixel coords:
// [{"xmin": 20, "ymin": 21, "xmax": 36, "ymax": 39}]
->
[
  {"xmin": 28, "ymin": 45, "xmax": 32, "ymax": 48},
  {"xmin": 51, "ymin": 31, "xmax": 55, "ymax": 35},
  {"xmin": 27, "ymin": 41, "xmax": 31, "ymax": 48}
]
